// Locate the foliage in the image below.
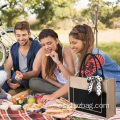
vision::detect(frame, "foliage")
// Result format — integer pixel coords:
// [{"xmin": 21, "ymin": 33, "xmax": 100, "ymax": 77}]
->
[
  {"xmin": 0, "ymin": 0, "xmax": 78, "ymax": 27},
  {"xmin": 97, "ymin": 21, "xmax": 106, "ymax": 30},
  {"xmin": 99, "ymin": 6, "xmax": 120, "ymax": 28},
  {"xmin": 1, "ymin": 0, "xmax": 120, "ymax": 29},
  {"xmin": 1, "ymin": 0, "xmax": 28, "ymax": 27},
  {"xmin": 76, "ymin": 0, "xmax": 120, "ymax": 29},
  {"xmin": 31, "ymin": 0, "xmax": 77, "ymax": 28}
]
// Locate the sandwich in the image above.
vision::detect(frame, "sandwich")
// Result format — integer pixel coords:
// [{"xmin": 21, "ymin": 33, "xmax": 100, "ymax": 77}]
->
[{"xmin": 45, "ymin": 54, "xmax": 50, "ymax": 56}]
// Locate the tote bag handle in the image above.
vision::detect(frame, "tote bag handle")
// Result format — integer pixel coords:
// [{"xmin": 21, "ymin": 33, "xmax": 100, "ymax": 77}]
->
[{"xmin": 79, "ymin": 53, "xmax": 104, "ymax": 79}]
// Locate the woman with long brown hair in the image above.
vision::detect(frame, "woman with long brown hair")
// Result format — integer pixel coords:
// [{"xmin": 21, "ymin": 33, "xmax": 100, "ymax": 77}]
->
[
  {"xmin": 69, "ymin": 24, "xmax": 120, "ymax": 105},
  {"xmin": 29, "ymin": 29, "xmax": 78, "ymax": 101}
]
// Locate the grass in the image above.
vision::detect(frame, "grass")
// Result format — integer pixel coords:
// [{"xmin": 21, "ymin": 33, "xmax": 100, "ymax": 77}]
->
[
  {"xmin": 63, "ymin": 41, "xmax": 120, "ymax": 66},
  {"xmin": 73, "ymin": 117, "xmax": 91, "ymax": 120},
  {"xmin": 98, "ymin": 42, "xmax": 120, "ymax": 65}
]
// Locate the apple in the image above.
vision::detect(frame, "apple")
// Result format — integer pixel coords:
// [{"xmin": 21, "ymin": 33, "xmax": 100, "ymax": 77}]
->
[
  {"xmin": 28, "ymin": 97, "xmax": 36, "ymax": 104},
  {"xmin": 36, "ymin": 95, "xmax": 44, "ymax": 104},
  {"xmin": 34, "ymin": 94, "xmax": 40, "ymax": 102}
]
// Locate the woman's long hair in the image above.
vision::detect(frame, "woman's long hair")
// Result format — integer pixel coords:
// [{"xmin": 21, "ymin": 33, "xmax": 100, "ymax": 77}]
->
[
  {"xmin": 69, "ymin": 24, "xmax": 95, "ymax": 68},
  {"xmin": 39, "ymin": 29, "xmax": 63, "ymax": 78}
]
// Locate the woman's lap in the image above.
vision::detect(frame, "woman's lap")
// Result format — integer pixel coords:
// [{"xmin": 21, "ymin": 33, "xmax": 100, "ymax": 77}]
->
[{"xmin": 29, "ymin": 77, "xmax": 59, "ymax": 94}]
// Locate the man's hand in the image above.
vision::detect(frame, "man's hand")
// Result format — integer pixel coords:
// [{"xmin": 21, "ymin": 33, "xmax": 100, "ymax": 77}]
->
[
  {"xmin": 15, "ymin": 71, "xmax": 23, "ymax": 81},
  {"xmin": 7, "ymin": 79, "xmax": 20, "ymax": 89}
]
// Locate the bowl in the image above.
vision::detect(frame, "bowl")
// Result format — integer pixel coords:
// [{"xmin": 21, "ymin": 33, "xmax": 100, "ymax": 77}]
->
[
  {"xmin": 23, "ymin": 103, "xmax": 41, "ymax": 113},
  {"xmin": 2, "ymin": 100, "xmax": 13, "ymax": 108},
  {"xmin": 0, "ymin": 105, "xmax": 9, "ymax": 110},
  {"xmin": 10, "ymin": 105, "xmax": 21, "ymax": 111}
]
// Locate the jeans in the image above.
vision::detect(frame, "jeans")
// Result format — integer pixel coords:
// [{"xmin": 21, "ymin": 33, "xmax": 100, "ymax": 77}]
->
[{"xmin": 0, "ymin": 66, "xmax": 29, "ymax": 92}]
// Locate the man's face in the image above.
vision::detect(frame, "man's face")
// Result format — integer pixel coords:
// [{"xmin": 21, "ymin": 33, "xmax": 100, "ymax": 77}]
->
[{"xmin": 15, "ymin": 30, "xmax": 31, "ymax": 46}]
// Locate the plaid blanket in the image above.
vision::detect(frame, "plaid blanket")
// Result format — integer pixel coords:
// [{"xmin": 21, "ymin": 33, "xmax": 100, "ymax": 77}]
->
[
  {"xmin": 1, "ymin": 99, "xmax": 120, "ymax": 120},
  {"xmin": 1, "ymin": 108, "xmax": 120, "ymax": 120},
  {"xmin": 0, "ymin": 109, "xmax": 69, "ymax": 120},
  {"xmin": 0, "ymin": 109, "xmax": 51, "ymax": 120},
  {"xmin": 72, "ymin": 107, "xmax": 120, "ymax": 120}
]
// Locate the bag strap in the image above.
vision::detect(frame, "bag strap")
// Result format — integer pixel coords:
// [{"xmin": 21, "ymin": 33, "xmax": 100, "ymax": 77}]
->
[
  {"xmin": 79, "ymin": 53, "xmax": 104, "ymax": 79},
  {"xmin": 82, "ymin": 53, "xmax": 98, "ymax": 77}
]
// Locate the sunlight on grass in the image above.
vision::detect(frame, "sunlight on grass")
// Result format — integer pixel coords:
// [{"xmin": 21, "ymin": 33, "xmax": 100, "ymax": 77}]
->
[{"xmin": 98, "ymin": 42, "xmax": 120, "ymax": 65}]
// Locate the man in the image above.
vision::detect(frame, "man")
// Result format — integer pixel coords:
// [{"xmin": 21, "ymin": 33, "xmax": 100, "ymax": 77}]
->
[{"xmin": 1, "ymin": 21, "xmax": 42, "ymax": 95}]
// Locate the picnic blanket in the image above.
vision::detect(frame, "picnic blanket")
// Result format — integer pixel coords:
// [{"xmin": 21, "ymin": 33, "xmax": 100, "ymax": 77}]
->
[
  {"xmin": 72, "ymin": 107, "xmax": 120, "ymax": 120},
  {"xmin": 0, "ymin": 99, "xmax": 120, "ymax": 120},
  {"xmin": 0, "ymin": 109, "xmax": 70, "ymax": 120},
  {"xmin": 0, "ymin": 108, "xmax": 120, "ymax": 120},
  {"xmin": 0, "ymin": 109, "xmax": 47, "ymax": 120}
]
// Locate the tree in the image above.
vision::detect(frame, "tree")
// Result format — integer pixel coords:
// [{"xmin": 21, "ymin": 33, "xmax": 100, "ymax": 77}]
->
[
  {"xmin": 1, "ymin": 0, "xmax": 78, "ymax": 28},
  {"xmin": 1, "ymin": 0, "xmax": 29, "ymax": 27},
  {"xmin": 78, "ymin": 0, "xmax": 120, "ymax": 28},
  {"xmin": 30, "ymin": 0, "xmax": 78, "ymax": 28}
]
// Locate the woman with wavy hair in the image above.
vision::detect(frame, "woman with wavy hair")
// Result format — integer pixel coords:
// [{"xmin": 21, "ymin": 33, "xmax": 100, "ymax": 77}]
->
[
  {"xmin": 69, "ymin": 24, "xmax": 120, "ymax": 105},
  {"xmin": 29, "ymin": 29, "xmax": 78, "ymax": 102}
]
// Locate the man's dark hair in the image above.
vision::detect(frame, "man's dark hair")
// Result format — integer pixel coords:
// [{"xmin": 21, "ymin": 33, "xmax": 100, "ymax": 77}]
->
[{"xmin": 14, "ymin": 21, "xmax": 30, "ymax": 33}]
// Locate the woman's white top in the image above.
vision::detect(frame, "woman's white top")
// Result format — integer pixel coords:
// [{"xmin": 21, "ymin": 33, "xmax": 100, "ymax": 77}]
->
[{"xmin": 54, "ymin": 47, "xmax": 78, "ymax": 85}]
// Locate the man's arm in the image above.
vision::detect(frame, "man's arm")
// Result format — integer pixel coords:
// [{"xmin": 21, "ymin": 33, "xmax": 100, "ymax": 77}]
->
[{"xmin": 22, "ymin": 48, "xmax": 42, "ymax": 79}]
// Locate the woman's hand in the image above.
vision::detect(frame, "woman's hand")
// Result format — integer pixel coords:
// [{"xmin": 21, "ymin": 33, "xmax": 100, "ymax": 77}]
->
[
  {"xmin": 41, "ymin": 94, "xmax": 55, "ymax": 103},
  {"xmin": 15, "ymin": 71, "xmax": 23, "ymax": 81},
  {"xmin": 49, "ymin": 51, "xmax": 60, "ymax": 64}
]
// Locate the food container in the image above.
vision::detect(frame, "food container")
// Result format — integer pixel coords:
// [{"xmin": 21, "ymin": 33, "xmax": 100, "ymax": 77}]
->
[
  {"xmin": 23, "ymin": 103, "xmax": 41, "ymax": 113},
  {"xmin": 10, "ymin": 105, "xmax": 21, "ymax": 110},
  {"xmin": 0, "ymin": 105, "xmax": 9, "ymax": 110}
]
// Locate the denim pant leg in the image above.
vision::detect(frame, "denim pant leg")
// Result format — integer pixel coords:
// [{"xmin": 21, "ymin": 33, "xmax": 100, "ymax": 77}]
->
[
  {"xmin": 20, "ymin": 80, "xmax": 29, "ymax": 89},
  {"xmin": 116, "ymin": 82, "xmax": 120, "ymax": 105},
  {"xmin": 0, "ymin": 66, "xmax": 4, "ymax": 70},
  {"xmin": 11, "ymin": 72, "xmax": 29, "ymax": 89},
  {"xmin": 0, "ymin": 66, "xmax": 11, "ymax": 92},
  {"xmin": 1, "ymin": 70, "xmax": 21, "ymax": 92}
]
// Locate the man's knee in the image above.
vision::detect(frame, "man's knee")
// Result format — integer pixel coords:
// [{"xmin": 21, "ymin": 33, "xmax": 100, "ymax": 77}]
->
[
  {"xmin": 0, "ymin": 66, "xmax": 4, "ymax": 70},
  {"xmin": 0, "ymin": 70, "xmax": 7, "ymax": 87}
]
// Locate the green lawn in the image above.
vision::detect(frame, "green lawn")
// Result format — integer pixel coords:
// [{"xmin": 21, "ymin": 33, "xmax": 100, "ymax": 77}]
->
[
  {"xmin": 63, "ymin": 41, "xmax": 120, "ymax": 66},
  {"xmin": 98, "ymin": 42, "xmax": 120, "ymax": 65}
]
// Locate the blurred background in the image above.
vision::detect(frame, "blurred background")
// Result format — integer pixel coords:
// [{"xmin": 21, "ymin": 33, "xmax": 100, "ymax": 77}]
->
[{"xmin": 0, "ymin": 0, "xmax": 120, "ymax": 65}]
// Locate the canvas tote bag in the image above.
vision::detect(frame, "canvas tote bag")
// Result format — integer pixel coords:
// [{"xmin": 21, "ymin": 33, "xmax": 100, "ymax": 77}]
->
[{"xmin": 68, "ymin": 53, "xmax": 116, "ymax": 119}]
